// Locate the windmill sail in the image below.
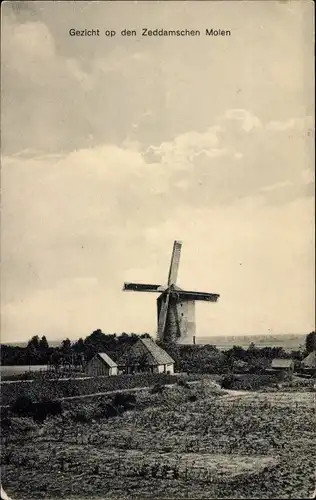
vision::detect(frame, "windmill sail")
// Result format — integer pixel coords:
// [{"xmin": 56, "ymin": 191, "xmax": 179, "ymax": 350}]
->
[
  {"xmin": 157, "ymin": 292, "xmax": 170, "ymax": 337},
  {"xmin": 174, "ymin": 290, "xmax": 220, "ymax": 302},
  {"xmin": 122, "ymin": 239, "xmax": 220, "ymax": 344},
  {"xmin": 123, "ymin": 283, "xmax": 163, "ymax": 292},
  {"xmin": 167, "ymin": 240, "xmax": 182, "ymax": 286}
]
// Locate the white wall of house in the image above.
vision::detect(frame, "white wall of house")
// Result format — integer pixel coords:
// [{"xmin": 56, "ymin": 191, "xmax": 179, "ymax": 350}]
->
[
  {"xmin": 122, "ymin": 363, "xmax": 174, "ymax": 375},
  {"xmin": 166, "ymin": 363, "xmax": 174, "ymax": 374},
  {"xmin": 157, "ymin": 363, "xmax": 174, "ymax": 374}
]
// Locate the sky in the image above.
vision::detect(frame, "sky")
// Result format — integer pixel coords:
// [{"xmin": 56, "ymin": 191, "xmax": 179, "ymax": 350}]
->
[{"xmin": 1, "ymin": 0, "xmax": 314, "ymax": 343}]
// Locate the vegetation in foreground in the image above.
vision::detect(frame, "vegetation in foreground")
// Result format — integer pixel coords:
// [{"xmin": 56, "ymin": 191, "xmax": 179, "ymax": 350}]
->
[{"xmin": 1, "ymin": 379, "xmax": 315, "ymax": 500}]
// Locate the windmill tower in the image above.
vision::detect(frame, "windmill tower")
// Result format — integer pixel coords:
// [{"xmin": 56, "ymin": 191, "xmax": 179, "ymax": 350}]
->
[{"xmin": 123, "ymin": 241, "xmax": 220, "ymax": 344}]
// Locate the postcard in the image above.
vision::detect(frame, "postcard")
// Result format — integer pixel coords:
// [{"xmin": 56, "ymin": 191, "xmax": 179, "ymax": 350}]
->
[{"xmin": 1, "ymin": 1, "xmax": 315, "ymax": 499}]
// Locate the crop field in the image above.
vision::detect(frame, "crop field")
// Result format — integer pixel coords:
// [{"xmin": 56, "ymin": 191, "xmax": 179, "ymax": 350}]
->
[
  {"xmin": 1, "ymin": 383, "xmax": 315, "ymax": 500},
  {"xmin": 0, "ymin": 372, "xmax": 195, "ymax": 406}
]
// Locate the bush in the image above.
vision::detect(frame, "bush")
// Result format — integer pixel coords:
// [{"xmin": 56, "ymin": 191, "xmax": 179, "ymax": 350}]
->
[
  {"xmin": 111, "ymin": 392, "xmax": 137, "ymax": 414},
  {"xmin": 221, "ymin": 375, "xmax": 237, "ymax": 390},
  {"xmin": 188, "ymin": 394, "xmax": 197, "ymax": 402},
  {"xmin": 150, "ymin": 383, "xmax": 165, "ymax": 395},
  {"xmin": 177, "ymin": 379, "xmax": 190, "ymax": 389},
  {"xmin": 220, "ymin": 374, "xmax": 279, "ymax": 391},
  {"xmin": 31, "ymin": 400, "xmax": 63, "ymax": 423},
  {"xmin": 71, "ymin": 408, "xmax": 93, "ymax": 423},
  {"xmin": 10, "ymin": 395, "xmax": 63, "ymax": 423},
  {"xmin": 10, "ymin": 395, "xmax": 34, "ymax": 416},
  {"xmin": 61, "ymin": 383, "xmax": 81, "ymax": 397},
  {"xmin": 1, "ymin": 415, "xmax": 12, "ymax": 431}
]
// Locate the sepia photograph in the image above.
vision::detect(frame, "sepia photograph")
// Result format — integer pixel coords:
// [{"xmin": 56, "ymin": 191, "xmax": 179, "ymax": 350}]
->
[{"xmin": 1, "ymin": 1, "xmax": 315, "ymax": 499}]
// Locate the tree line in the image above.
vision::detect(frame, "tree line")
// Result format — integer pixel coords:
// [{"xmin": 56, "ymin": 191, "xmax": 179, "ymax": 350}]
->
[
  {"xmin": 0, "ymin": 330, "xmax": 152, "ymax": 368},
  {"xmin": 1, "ymin": 330, "xmax": 315, "ymax": 373}
]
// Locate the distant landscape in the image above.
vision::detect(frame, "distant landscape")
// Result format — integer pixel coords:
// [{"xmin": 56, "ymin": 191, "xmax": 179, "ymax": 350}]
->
[
  {"xmin": 4, "ymin": 333, "xmax": 307, "ymax": 351},
  {"xmin": 198, "ymin": 333, "xmax": 307, "ymax": 350}
]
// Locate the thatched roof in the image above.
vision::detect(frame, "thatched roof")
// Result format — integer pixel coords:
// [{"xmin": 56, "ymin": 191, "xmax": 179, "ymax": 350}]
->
[
  {"xmin": 302, "ymin": 351, "xmax": 316, "ymax": 368},
  {"xmin": 119, "ymin": 338, "xmax": 174, "ymax": 366}
]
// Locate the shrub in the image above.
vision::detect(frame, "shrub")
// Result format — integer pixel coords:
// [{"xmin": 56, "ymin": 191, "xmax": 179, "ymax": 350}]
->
[
  {"xmin": 220, "ymin": 373, "xmax": 279, "ymax": 391},
  {"xmin": 71, "ymin": 408, "xmax": 93, "ymax": 423},
  {"xmin": 177, "ymin": 379, "xmax": 190, "ymax": 389},
  {"xmin": 30, "ymin": 400, "xmax": 63, "ymax": 423},
  {"xmin": 221, "ymin": 374, "xmax": 237, "ymax": 390},
  {"xmin": 61, "ymin": 383, "xmax": 81, "ymax": 397},
  {"xmin": 10, "ymin": 395, "xmax": 34, "ymax": 416},
  {"xmin": 103, "ymin": 403, "xmax": 119, "ymax": 418},
  {"xmin": 10, "ymin": 395, "xmax": 63, "ymax": 423},
  {"xmin": 188, "ymin": 394, "xmax": 197, "ymax": 402},
  {"xmin": 111, "ymin": 392, "xmax": 137, "ymax": 413},
  {"xmin": 1, "ymin": 415, "xmax": 12, "ymax": 431},
  {"xmin": 150, "ymin": 383, "xmax": 165, "ymax": 395}
]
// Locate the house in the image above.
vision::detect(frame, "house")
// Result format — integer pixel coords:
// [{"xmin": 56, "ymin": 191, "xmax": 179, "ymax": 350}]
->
[
  {"xmin": 270, "ymin": 358, "xmax": 294, "ymax": 372},
  {"xmin": 85, "ymin": 352, "xmax": 118, "ymax": 377},
  {"xmin": 301, "ymin": 351, "xmax": 316, "ymax": 372},
  {"xmin": 119, "ymin": 338, "xmax": 175, "ymax": 375}
]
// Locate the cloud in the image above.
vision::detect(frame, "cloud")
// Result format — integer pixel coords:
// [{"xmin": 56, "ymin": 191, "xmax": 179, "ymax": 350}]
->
[
  {"xmin": 143, "ymin": 112, "xmax": 313, "ymax": 208},
  {"xmin": 1, "ymin": 1, "xmax": 314, "ymax": 341},
  {"xmin": 2, "ymin": 19, "xmax": 88, "ymax": 86},
  {"xmin": 222, "ymin": 109, "xmax": 262, "ymax": 132},
  {"xmin": 1, "ymin": 111, "xmax": 314, "ymax": 340},
  {"xmin": 2, "ymin": 1, "xmax": 314, "ymax": 155},
  {"xmin": 2, "ymin": 190, "xmax": 314, "ymax": 340}
]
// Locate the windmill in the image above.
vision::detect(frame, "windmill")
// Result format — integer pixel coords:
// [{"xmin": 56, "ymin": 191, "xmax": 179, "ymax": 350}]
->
[{"xmin": 123, "ymin": 241, "xmax": 220, "ymax": 344}]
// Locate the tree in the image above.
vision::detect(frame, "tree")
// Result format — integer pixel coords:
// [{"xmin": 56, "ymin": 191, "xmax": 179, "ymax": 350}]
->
[
  {"xmin": 305, "ymin": 331, "xmax": 316, "ymax": 354},
  {"xmin": 27, "ymin": 335, "xmax": 40, "ymax": 350},
  {"xmin": 73, "ymin": 337, "xmax": 85, "ymax": 352},
  {"xmin": 49, "ymin": 351, "xmax": 62, "ymax": 372},
  {"xmin": 39, "ymin": 336, "xmax": 49, "ymax": 351},
  {"xmin": 61, "ymin": 338, "xmax": 71, "ymax": 352},
  {"xmin": 140, "ymin": 333, "xmax": 152, "ymax": 339}
]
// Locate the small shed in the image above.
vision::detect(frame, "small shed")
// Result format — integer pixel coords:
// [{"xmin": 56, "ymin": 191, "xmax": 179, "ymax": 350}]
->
[
  {"xmin": 86, "ymin": 352, "xmax": 118, "ymax": 377},
  {"xmin": 270, "ymin": 358, "xmax": 294, "ymax": 372},
  {"xmin": 120, "ymin": 338, "xmax": 175, "ymax": 375},
  {"xmin": 301, "ymin": 351, "xmax": 316, "ymax": 371}
]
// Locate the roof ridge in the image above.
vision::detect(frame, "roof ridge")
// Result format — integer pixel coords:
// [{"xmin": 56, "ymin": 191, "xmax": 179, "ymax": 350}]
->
[{"xmin": 138, "ymin": 338, "xmax": 175, "ymax": 364}]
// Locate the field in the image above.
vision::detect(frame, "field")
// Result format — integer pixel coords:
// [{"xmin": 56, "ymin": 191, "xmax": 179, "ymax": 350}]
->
[
  {"xmin": 1, "ymin": 380, "xmax": 316, "ymax": 500},
  {"xmin": 0, "ymin": 373, "xmax": 194, "ymax": 406},
  {"xmin": 0, "ymin": 365, "xmax": 49, "ymax": 376}
]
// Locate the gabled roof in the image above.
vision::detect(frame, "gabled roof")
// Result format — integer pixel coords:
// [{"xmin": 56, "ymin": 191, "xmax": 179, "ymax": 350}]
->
[
  {"xmin": 138, "ymin": 338, "xmax": 175, "ymax": 365},
  {"xmin": 271, "ymin": 358, "xmax": 293, "ymax": 369},
  {"xmin": 119, "ymin": 338, "xmax": 175, "ymax": 366},
  {"xmin": 96, "ymin": 352, "xmax": 117, "ymax": 368},
  {"xmin": 302, "ymin": 351, "xmax": 316, "ymax": 368}
]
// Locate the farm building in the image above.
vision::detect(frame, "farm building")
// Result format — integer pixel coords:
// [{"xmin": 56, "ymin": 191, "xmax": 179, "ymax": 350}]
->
[
  {"xmin": 270, "ymin": 358, "xmax": 294, "ymax": 373},
  {"xmin": 119, "ymin": 338, "xmax": 175, "ymax": 375},
  {"xmin": 301, "ymin": 351, "xmax": 316, "ymax": 372},
  {"xmin": 86, "ymin": 352, "xmax": 118, "ymax": 376}
]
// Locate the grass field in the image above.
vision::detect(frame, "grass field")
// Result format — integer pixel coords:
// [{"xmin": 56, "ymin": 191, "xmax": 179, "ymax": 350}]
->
[{"xmin": 1, "ymin": 381, "xmax": 315, "ymax": 499}]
